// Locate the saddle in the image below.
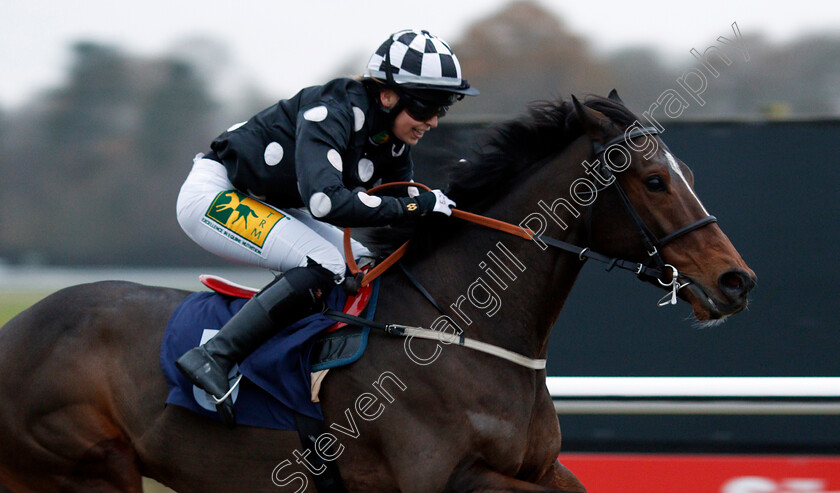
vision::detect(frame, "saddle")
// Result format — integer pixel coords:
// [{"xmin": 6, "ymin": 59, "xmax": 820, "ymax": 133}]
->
[
  {"xmin": 198, "ymin": 273, "xmax": 376, "ymax": 400},
  {"xmin": 160, "ymin": 273, "xmax": 379, "ymax": 430}
]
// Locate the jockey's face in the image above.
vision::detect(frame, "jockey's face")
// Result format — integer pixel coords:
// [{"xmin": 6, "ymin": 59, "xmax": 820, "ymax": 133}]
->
[
  {"xmin": 380, "ymin": 90, "xmax": 439, "ymax": 146},
  {"xmin": 392, "ymin": 109, "xmax": 439, "ymax": 145}
]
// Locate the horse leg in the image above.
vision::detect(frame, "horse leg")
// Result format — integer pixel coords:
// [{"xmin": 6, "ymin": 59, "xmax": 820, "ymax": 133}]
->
[
  {"xmin": 445, "ymin": 460, "xmax": 586, "ymax": 493},
  {"xmin": 59, "ymin": 438, "xmax": 143, "ymax": 493},
  {"xmin": 0, "ymin": 405, "xmax": 144, "ymax": 493},
  {"xmin": 0, "ymin": 435, "xmax": 142, "ymax": 493},
  {"xmin": 534, "ymin": 459, "xmax": 587, "ymax": 492},
  {"xmin": 523, "ymin": 403, "xmax": 586, "ymax": 491}
]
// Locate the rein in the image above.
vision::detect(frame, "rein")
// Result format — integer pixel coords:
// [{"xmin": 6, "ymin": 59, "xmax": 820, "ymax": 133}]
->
[
  {"xmin": 343, "ymin": 158, "xmax": 712, "ymax": 298},
  {"xmin": 337, "ymin": 127, "xmax": 718, "ymax": 369},
  {"xmin": 344, "ymin": 181, "xmax": 531, "ymax": 287}
]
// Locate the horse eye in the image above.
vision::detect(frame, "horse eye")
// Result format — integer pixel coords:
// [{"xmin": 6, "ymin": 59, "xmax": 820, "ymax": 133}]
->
[{"xmin": 645, "ymin": 175, "xmax": 667, "ymax": 192}]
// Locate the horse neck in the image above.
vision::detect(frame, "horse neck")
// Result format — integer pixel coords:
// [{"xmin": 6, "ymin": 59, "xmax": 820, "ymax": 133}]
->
[{"xmin": 421, "ymin": 136, "xmax": 594, "ymax": 359}]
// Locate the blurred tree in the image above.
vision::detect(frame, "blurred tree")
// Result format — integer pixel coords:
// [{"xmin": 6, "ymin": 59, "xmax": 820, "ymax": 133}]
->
[
  {"xmin": 0, "ymin": 42, "xmax": 132, "ymax": 263},
  {"xmin": 132, "ymin": 57, "xmax": 218, "ymax": 265},
  {"xmin": 138, "ymin": 59, "xmax": 216, "ymax": 167},
  {"xmin": 0, "ymin": 41, "xmax": 222, "ymax": 265},
  {"xmin": 451, "ymin": 1, "xmax": 840, "ymax": 120},
  {"xmin": 0, "ymin": 109, "xmax": 6, "ymax": 261},
  {"xmin": 677, "ymin": 34, "xmax": 840, "ymax": 118},
  {"xmin": 768, "ymin": 35, "xmax": 840, "ymax": 116},
  {"xmin": 602, "ymin": 48, "xmax": 674, "ymax": 116},
  {"xmin": 452, "ymin": 0, "xmax": 612, "ymax": 117},
  {"xmin": 37, "ymin": 43, "xmax": 132, "ymax": 182},
  {"xmin": 168, "ymin": 36, "xmax": 270, "ymax": 126}
]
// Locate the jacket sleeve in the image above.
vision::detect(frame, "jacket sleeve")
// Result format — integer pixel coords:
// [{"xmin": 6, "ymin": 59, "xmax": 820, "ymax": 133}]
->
[{"xmin": 294, "ymin": 102, "xmax": 419, "ymax": 227}]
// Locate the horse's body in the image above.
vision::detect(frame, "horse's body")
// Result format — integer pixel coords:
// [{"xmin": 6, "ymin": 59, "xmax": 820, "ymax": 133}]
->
[{"xmin": 0, "ymin": 94, "xmax": 755, "ymax": 492}]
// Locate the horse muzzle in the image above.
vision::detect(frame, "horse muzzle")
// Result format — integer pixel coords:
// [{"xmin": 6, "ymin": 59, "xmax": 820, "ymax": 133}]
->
[{"xmin": 681, "ymin": 267, "xmax": 756, "ymax": 322}]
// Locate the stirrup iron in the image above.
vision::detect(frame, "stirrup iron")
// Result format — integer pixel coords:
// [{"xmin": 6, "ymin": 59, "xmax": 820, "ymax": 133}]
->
[{"xmin": 212, "ymin": 373, "xmax": 243, "ymax": 405}]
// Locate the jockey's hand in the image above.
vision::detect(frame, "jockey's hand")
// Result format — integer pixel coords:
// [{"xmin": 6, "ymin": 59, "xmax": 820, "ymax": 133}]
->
[{"xmin": 415, "ymin": 189, "xmax": 456, "ymax": 216}]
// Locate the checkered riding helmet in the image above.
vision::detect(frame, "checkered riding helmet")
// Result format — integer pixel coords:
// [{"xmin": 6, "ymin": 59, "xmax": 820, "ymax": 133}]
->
[{"xmin": 366, "ymin": 29, "xmax": 479, "ymax": 98}]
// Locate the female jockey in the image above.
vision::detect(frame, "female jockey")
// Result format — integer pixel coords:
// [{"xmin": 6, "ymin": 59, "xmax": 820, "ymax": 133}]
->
[{"xmin": 175, "ymin": 29, "xmax": 478, "ymax": 426}]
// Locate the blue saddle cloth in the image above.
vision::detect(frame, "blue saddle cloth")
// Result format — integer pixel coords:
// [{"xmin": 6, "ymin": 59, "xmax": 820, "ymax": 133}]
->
[{"xmin": 160, "ymin": 281, "xmax": 376, "ymax": 430}]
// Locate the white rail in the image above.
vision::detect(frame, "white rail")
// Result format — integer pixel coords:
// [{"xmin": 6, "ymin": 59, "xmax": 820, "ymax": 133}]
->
[
  {"xmin": 547, "ymin": 377, "xmax": 840, "ymax": 397},
  {"xmin": 547, "ymin": 377, "xmax": 840, "ymax": 415}
]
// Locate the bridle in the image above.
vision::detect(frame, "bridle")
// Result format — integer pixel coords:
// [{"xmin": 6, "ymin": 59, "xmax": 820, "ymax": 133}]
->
[
  {"xmin": 333, "ymin": 125, "xmax": 721, "ymax": 369},
  {"xmin": 344, "ymin": 126, "xmax": 718, "ymax": 308},
  {"xmin": 586, "ymin": 126, "xmax": 718, "ymax": 305}
]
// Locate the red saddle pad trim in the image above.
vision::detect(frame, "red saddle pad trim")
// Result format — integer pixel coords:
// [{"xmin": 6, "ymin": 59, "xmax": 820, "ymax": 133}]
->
[{"xmin": 199, "ymin": 274, "xmax": 258, "ymax": 299}]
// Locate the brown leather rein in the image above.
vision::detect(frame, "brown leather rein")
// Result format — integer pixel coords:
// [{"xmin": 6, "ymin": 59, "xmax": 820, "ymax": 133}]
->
[
  {"xmin": 343, "ymin": 182, "xmax": 533, "ymax": 287},
  {"xmin": 343, "ymin": 179, "xmax": 703, "ymax": 305}
]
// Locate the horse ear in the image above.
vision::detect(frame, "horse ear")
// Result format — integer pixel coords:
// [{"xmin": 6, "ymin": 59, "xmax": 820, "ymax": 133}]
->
[
  {"xmin": 571, "ymin": 94, "xmax": 610, "ymax": 144},
  {"xmin": 608, "ymin": 89, "xmax": 623, "ymax": 103}
]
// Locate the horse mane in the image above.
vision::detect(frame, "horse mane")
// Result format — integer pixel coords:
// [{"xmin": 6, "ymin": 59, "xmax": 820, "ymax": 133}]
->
[
  {"xmin": 447, "ymin": 94, "xmax": 640, "ymax": 211},
  {"xmin": 358, "ymin": 94, "xmax": 641, "ymax": 257}
]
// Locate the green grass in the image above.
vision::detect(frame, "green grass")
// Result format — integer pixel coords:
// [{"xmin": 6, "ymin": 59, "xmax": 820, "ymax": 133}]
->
[
  {"xmin": 0, "ymin": 291, "xmax": 50, "ymax": 326},
  {"xmin": 143, "ymin": 478, "xmax": 176, "ymax": 492}
]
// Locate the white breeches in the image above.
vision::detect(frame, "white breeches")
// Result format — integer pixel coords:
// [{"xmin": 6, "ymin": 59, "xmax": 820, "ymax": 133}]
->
[{"xmin": 176, "ymin": 156, "xmax": 371, "ymax": 277}]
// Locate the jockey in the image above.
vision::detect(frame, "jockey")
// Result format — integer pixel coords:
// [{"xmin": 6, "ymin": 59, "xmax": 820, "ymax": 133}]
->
[{"xmin": 175, "ymin": 29, "xmax": 478, "ymax": 426}]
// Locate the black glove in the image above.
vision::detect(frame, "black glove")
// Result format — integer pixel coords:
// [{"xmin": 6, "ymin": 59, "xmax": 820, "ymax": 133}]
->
[{"xmin": 401, "ymin": 189, "xmax": 456, "ymax": 216}]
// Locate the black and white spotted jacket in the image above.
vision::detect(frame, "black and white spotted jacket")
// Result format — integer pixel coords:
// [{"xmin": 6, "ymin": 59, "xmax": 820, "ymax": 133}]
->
[{"xmin": 207, "ymin": 78, "xmax": 419, "ymax": 227}]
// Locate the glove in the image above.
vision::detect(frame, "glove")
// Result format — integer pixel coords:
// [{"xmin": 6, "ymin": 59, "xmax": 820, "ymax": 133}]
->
[
  {"xmin": 415, "ymin": 189, "xmax": 456, "ymax": 216},
  {"xmin": 341, "ymin": 271, "xmax": 365, "ymax": 296}
]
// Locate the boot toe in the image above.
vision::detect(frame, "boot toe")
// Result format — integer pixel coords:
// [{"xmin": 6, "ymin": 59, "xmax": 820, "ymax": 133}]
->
[
  {"xmin": 216, "ymin": 400, "xmax": 237, "ymax": 428},
  {"xmin": 176, "ymin": 347, "xmax": 233, "ymax": 399}
]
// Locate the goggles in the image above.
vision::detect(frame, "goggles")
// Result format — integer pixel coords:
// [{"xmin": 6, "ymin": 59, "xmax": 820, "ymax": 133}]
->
[
  {"xmin": 400, "ymin": 91, "xmax": 462, "ymax": 122},
  {"xmin": 403, "ymin": 96, "xmax": 450, "ymax": 121}
]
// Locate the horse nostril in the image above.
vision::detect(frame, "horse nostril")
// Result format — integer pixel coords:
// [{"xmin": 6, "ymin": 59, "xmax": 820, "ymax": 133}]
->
[{"xmin": 718, "ymin": 269, "xmax": 755, "ymax": 301}]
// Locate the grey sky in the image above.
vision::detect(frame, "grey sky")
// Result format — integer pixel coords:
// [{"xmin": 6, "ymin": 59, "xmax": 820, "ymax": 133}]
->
[{"xmin": 2, "ymin": 0, "xmax": 838, "ymax": 110}]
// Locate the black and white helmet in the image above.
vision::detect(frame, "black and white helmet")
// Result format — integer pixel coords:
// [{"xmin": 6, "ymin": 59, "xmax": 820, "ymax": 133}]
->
[{"xmin": 366, "ymin": 29, "xmax": 478, "ymax": 97}]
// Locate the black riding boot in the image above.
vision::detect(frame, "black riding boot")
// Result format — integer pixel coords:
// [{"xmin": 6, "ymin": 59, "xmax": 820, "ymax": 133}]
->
[{"xmin": 175, "ymin": 263, "xmax": 336, "ymax": 427}]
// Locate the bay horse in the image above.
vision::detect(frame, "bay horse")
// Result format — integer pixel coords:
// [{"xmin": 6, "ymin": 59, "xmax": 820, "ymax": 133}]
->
[{"xmin": 0, "ymin": 92, "xmax": 755, "ymax": 492}]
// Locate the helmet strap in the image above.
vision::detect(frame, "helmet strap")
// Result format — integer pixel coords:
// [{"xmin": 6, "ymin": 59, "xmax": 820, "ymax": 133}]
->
[{"xmin": 369, "ymin": 96, "xmax": 400, "ymax": 146}]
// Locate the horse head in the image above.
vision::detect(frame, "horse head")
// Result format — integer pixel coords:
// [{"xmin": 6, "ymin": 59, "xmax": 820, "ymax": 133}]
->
[{"xmin": 571, "ymin": 91, "xmax": 756, "ymax": 324}]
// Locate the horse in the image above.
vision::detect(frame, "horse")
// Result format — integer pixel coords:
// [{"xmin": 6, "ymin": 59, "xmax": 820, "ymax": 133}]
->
[{"xmin": 0, "ymin": 92, "xmax": 755, "ymax": 492}]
